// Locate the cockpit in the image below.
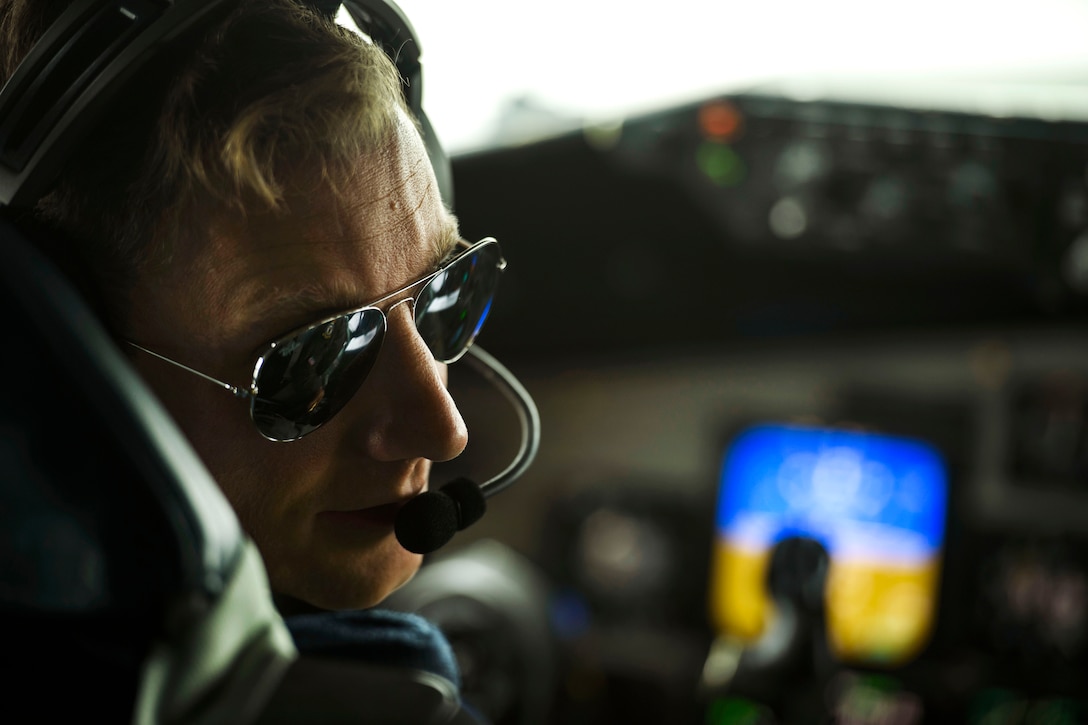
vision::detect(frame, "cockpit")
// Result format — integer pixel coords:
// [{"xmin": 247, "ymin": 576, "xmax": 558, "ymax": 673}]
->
[
  {"xmin": 3, "ymin": 0, "xmax": 1087, "ymax": 723},
  {"xmin": 406, "ymin": 2, "xmax": 1088, "ymax": 721}
]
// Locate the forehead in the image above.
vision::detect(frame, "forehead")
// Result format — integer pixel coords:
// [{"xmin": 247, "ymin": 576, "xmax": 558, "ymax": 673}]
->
[{"xmin": 183, "ymin": 110, "xmax": 460, "ymax": 343}]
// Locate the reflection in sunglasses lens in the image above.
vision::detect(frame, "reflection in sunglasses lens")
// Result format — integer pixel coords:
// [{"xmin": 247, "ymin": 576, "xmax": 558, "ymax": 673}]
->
[
  {"xmin": 253, "ymin": 308, "xmax": 385, "ymax": 440},
  {"xmin": 250, "ymin": 240, "xmax": 502, "ymax": 441},
  {"xmin": 416, "ymin": 243, "xmax": 502, "ymax": 361}
]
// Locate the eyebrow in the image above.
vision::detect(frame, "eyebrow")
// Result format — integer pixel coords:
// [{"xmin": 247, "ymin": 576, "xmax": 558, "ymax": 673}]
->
[
  {"xmin": 432, "ymin": 213, "xmax": 462, "ymax": 262},
  {"xmin": 244, "ymin": 215, "xmax": 465, "ymax": 337}
]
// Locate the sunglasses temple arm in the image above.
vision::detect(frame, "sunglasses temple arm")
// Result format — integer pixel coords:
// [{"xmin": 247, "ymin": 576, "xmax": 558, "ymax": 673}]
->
[
  {"xmin": 125, "ymin": 341, "xmax": 252, "ymax": 400},
  {"xmin": 462, "ymin": 345, "xmax": 540, "ymax": 498}
]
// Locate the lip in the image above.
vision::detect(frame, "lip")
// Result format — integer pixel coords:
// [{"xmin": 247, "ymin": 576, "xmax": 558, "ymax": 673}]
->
[{"xmin": 318, "ymin": 500, "xmax": 407, "ymax": 528}]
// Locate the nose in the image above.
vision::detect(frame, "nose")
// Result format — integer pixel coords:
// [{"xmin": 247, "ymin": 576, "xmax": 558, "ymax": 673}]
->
[{"xmin": 353, "ymin": 301, "xmax": 469, "ymax": 463}]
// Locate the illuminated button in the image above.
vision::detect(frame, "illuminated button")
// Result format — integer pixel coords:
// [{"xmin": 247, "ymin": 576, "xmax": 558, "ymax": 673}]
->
[
  {"xmin": 775, "ymin": 140, "xmax": 828, "ymax": 189},
  {"xmin": 768, "ymin": 197, "xmax": 808, "ymax": 240},
  {"xmin": 576, "ymin": 508, "xmax": 669, "ymax": 596}
]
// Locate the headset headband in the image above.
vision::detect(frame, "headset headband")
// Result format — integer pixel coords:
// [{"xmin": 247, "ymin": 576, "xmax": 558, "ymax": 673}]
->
[{"xmin": 0, "ymin": 0, "xmax": 447, "ymax": 209}]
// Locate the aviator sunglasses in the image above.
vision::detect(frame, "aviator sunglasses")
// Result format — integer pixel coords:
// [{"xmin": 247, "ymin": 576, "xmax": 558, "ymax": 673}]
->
[{"xmin": 128, "ymin": 238, "xmax": 505, "ymax": 442}]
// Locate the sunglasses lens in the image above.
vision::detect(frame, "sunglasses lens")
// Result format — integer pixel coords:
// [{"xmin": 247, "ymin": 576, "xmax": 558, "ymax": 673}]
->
[
  {"xmin": 415, "ymin": 241, "xmax": 503, "ymax": 362},
  {"xmin": 251, "ymin": 308, "xmax": 385, "ymax": 441},
  {"xmin": 246, "ymin": 240, "xmax": 503, "ymax": 441}
]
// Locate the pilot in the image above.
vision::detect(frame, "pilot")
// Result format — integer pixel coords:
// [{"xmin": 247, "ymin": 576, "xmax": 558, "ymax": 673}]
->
[{"xmin": 1, "ymin": 0, "xmax": 489, "ymax": 644}]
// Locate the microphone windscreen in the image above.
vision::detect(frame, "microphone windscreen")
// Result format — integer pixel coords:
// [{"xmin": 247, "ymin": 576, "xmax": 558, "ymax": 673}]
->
[
  {"xmin": 395, "ymin": 491, "xmax": 458, "ymax": 555},
  {"xmin": 442, "ymin": 477, "xmax": 486, "ymax": 530}
]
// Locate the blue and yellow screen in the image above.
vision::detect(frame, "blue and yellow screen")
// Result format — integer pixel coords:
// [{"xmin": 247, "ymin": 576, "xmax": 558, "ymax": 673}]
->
[{"xmin": 710, "ymin": 423, "xmax": 948, "ymax": 664}]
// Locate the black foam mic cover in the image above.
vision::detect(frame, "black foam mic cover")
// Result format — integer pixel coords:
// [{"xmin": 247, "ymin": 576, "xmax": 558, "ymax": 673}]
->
[
  {"xmin": 394, "ymin": 478, "xmax": 487, "ymax": 555},
  {"xmin": 442, "ymin": 476, "xmax": 486, "ymax": 530}
]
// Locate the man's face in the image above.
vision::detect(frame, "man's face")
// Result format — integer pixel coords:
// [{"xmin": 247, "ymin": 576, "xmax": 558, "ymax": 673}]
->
[{"xmin": 126, "ymin": 109, "xmax": 468, "ymax": 610}]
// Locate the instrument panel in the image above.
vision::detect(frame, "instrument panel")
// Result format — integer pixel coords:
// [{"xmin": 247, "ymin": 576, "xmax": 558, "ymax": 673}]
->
[
  {"xmin": 416, "ymin": 87, "xmax": 1088, "ymax": 724},
  {"xmin": 454, "ymin": 89, "xmax": 1088, "ymax": 356}
]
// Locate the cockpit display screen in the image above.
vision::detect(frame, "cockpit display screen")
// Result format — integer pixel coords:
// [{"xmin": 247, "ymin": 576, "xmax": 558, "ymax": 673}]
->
[{"xmin": 710, "ymin": 423, "xmax": 949, "ymax": 664}]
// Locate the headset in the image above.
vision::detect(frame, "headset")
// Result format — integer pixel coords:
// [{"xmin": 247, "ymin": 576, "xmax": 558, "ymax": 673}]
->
[{"xmin": 0, "ymin": 0, "xmax": 539, "ymax": 555}]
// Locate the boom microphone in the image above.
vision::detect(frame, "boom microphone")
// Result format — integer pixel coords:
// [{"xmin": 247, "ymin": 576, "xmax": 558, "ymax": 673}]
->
[
  {"xmin": 394, "ymin": 477, "xmax": 486, "ymax": 555},
  {"xmin": 394, "ymin": 346, "xmax": 540, "ymax": 555}
]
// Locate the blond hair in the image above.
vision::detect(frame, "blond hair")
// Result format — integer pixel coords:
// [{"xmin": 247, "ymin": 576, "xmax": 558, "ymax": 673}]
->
[{"xmin": 0, "ymin": 0, "xmax": 408, "ymax": 322}]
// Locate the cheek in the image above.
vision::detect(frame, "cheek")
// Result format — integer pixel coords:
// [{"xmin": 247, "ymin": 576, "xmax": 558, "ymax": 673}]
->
[
  {"xmin": 136, "ymin": 361, "xmax": 251, "ymax": 461},
  {"xmin": 175, "ymin": 398, "xmax": 334, "ymax": 525},
  {"xmin": 131, "ymin": 358, "xmax": 281, "ymax": 516},
  {"xmin": 132, "ymin": 357, "xmax": 224, "ymax": 431}
]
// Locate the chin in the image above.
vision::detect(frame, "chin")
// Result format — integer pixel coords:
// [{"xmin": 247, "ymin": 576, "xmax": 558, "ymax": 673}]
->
[{"xmin": 269, "ymin": 538, "xmax": 424, "ymax": 612}]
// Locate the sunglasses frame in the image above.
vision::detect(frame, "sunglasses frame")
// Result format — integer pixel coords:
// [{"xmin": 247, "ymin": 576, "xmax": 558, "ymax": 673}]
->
[{"xmin": 127, "ymin": 237, "xmax": 504, "ymax": 441}]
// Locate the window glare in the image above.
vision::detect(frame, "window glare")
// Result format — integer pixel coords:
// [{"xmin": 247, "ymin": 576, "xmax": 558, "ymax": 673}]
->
[{"xmin": 396, "ymin": 0, "xmax": 1088, "ymax": 153}]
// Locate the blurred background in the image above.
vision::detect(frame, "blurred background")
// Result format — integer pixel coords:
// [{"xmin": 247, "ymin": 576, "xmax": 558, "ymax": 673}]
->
[{"xmin": 380, "ymin": 2, "xmax": 1088, "ymax": 723}]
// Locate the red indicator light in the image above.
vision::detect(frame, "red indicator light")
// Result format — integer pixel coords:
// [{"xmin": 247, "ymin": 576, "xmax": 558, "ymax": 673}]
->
[{"xmin": 699, "ymin": 101, "xmax": 743, "ymax": 141}]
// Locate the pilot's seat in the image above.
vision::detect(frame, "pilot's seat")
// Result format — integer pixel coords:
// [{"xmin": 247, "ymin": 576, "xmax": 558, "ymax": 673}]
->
[{"xmin": 0, "ymin": 217, "xmax": 478, "ymax": 724}]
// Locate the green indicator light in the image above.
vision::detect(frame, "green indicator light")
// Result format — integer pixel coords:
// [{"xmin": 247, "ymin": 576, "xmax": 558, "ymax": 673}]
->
[
  {"xmin": 706, "ymin": 697, "xmax": 770, "ymax": 725},
  {"xmin": 697, "ymin": 142, "xmax": 746, "ymax": 187}
]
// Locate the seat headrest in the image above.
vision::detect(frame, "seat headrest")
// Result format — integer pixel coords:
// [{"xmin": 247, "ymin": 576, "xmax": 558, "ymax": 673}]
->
[{"xmin": 0, "ymin": 217, "xmax": 244, "ymax": 613}]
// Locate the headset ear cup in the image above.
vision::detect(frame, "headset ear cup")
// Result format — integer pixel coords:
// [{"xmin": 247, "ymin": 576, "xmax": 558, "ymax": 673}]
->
[
  {"xmin": 0, "ymin": 0, "xmax": 450, "ymax": 210},
  {"xmin": 417, "ymin": 110, "xmax": 453, "ymax": 207},
  {"xmin": 337, "ymin": 1, "xmax": 453, "ymax": 207},
  {"xmin": 304, "ymin": 0, "xmax": 343, "ymax": 18}
]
